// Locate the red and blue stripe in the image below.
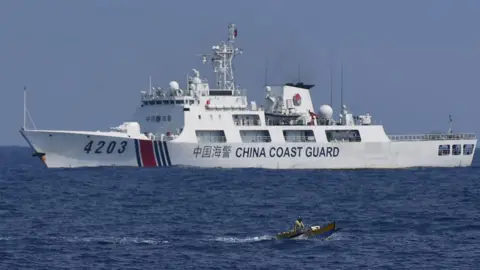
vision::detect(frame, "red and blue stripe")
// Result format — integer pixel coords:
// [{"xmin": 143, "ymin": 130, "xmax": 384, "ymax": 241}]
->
[{"xmin": 134, "ymin": 139, "xmax": 172, "ymax": 167}]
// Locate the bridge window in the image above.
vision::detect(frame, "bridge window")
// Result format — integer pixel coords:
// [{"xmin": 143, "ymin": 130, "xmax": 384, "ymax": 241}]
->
[
  {"xmin": 325, "ymin": 130, "xmax": 361, "ymax": 142},
  {"xmin": 438, "ymin": 144, "xmax": 450, "ymax": 156},
  {"xmin": 463, "ymin": 144, "xmax": 474, "ymax": 155},
  {"xmin": 452, "ymin": 144, "xmax": 461, "ymax": 155},
  {"xmin": 240, "ymin": 130, "xmax": 271, "ymax": 143},
  {"xmin": 283, "ymin": 130, "xmax": 315, "ymax": 142}
]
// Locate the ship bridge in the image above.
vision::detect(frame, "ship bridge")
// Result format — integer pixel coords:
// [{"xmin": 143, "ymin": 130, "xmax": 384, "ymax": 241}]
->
[{"xmin": 131, "ymin": 23, "xmax": 248, "ymax": 139}]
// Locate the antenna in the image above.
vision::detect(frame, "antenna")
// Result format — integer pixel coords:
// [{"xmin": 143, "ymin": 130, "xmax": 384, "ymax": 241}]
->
[
  {"xmin": 329, "ymin": 61, "xmax": 333, "ymax": 108},
  {"xmin": 149, "ymin": 76, "xmax": 152, "ymax": 95},
  {"xmin": 448, "ymin": 114, "xmax": 453, "ymax": 134},
  {"xmin": 23, "ymin": 86, "xmax": 26, "ymax": 130},
  {"xmin": 264, "ymin": 58, "xmax": 269, "ymax": 86},
  {"xmin": 340, "ymin": 63, "xmax": 344, "ymax": 112}
]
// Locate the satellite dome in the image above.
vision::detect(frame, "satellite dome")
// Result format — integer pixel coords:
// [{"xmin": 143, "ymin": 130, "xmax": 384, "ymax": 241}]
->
[
  {"xmin": 169, "ymin": 81, "xmax": 179, "ymax": 90},
  {"xmin": 319, "ymin": 104, "xmax": 333, "ymax": 119}
]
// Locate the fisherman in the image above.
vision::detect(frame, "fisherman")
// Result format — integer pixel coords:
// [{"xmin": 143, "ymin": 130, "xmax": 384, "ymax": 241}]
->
[{"xmin": 293, "ymin": 217, "xmax": 305, "ymax": 232}]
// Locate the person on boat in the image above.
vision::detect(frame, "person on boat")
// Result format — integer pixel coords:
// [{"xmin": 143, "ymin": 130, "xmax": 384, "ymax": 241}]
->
[{"xmin": 294, "ymin": 217, "xmax": 305, "ymax": 232}]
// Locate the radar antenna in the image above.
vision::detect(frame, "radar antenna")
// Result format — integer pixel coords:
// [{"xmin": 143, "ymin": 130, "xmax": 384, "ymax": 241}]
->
[{"xmin": 198, "ymin": 24, "xmax": 242, "ymax": 90}]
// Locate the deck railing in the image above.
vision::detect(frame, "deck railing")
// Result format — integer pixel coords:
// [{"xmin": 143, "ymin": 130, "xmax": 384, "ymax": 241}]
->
[
  {"xmin": 196, "ymin": 136, "xmax": 273, "ymax": 143},
  {"xmin": 284, "ymin": 136, "xmax": 316, "ymax": 143},
  {"xmin": 388, "ymin": 133, "xmax": 476, "ymax": 141},
  {"xmin": 195, "ymin": 133, "xmax": 477, "ymax": 143}
]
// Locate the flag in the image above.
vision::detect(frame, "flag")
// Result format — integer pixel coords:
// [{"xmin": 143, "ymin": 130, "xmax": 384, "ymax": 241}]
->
[{"xmin": 234, "ymin": 28, "xmax": 237, "ymax": 37}]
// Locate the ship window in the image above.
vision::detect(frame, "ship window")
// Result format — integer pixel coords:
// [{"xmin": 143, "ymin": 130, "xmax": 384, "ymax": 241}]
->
[
  {"xmin": 168, "ymin": 115, "xmax": 171, "ymax": 121},
  {"xmin": 176, "ymin": 100, "xmax": 184, "ymax": 104},
  {"xmin": 155, "ymin": 100, "xmax": 161, "ymax": 105},
  {"xmin": 189, "ymin": 100, "xmax": 194, "ymax": 105},
  {"xmin": 195, "ymin": 130, "xmax": 226, "ymax": 143},
  {"xmin": 162, "ymin": 116, "xmax": 166, "ymax": 121},
  {"xmin": 232, "ymin": 114, "xmax": 261, "ymax": 126},
  {"xmin": 240, "ymin": 130, "xmax": 271, "ymax": 143},
  {"xmin": 452, "ymin": 144, "xmax": 461, "ymax": 155},
  {"xmin": 463, "ymin": 144, "xmax": 474, "ymax": 155},
  {"xmin": 156, "ymin": 116, "xmax": 161, "ymax": 122},
  {"xmin": 146, "ymin": 116, "xmax": 150, "ymax": 121},
  {"xmin": 438, "ymin": 144, "xmax": 450, "ymax": 156},
  {"xmin": 198, "ymin": 115, "xmax": 201, "ymax": 119},
  {"xmin": 325, "ymin": 130, "xmax": 361, "ymax": 142},
  {"xmin": 283, "ymin": 130, "xmax": 315, "ymax": 142}
]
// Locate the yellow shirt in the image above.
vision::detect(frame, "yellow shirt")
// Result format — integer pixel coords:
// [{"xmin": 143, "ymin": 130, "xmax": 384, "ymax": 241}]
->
[{"xmin": 294, "ymin": 220, "xmax": 305, "ymax": 231}]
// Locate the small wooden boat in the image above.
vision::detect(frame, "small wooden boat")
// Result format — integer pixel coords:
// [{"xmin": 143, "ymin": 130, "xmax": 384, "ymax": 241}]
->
[{"xmin": 275, "ymin": 222, "xmax": 336, "ymax": 240}]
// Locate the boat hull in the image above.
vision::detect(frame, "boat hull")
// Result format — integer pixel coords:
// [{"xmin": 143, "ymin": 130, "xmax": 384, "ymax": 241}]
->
[
  {"xmin": 20, "ymin": 129, "xmax": 476, "ymax": 169},
  {"xmin": 276, "ymin": 222, "xmax": 336, "ymax": 240}
]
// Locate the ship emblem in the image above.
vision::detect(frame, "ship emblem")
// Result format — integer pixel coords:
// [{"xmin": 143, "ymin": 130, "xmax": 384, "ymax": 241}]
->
[{"xmin": 293, "ymin": 93, "xmax": 302, "ymax": 106}]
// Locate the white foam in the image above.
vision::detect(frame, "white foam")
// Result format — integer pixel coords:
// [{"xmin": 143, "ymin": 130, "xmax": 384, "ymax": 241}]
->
[
  {"xmin": 213, "ymin": 235, "xmax": 273, "ymax": 243},
  {"xmin": 56, "ymin": 236, "xmax": 165, "ymax": 245}
]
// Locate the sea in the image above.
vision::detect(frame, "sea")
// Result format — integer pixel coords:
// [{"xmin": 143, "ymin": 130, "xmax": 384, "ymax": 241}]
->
[{"xmin": 0, "ymin": 146, "xmax": 479, "ymax": 269}]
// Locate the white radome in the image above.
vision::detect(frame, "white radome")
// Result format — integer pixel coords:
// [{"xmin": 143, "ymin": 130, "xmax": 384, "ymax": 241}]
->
[
  {"xmin": 319, "ymin": 105, "xmax": 333, "ymax": 119},
  {"xmin": 169, "ymin": 81, "xmax": 179, "ymax": 90}
]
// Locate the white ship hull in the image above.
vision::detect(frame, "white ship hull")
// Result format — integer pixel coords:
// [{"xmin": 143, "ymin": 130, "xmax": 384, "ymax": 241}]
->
[{"xmin": 20, "ymin": 129, "xmax": 476, "ymax": 169}]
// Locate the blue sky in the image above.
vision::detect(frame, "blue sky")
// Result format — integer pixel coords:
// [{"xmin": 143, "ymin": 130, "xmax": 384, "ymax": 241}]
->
[{"xmin": 1, "ymin": 0, "xmax": 479, "ymax": 146}]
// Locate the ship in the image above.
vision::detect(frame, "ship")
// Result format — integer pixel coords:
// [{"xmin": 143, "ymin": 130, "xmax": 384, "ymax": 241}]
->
[{"xmin": 19, "ymin": 24, "xmax": 477, "ymax": 169}]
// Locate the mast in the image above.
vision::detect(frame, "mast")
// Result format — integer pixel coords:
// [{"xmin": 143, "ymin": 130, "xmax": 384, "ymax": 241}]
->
[
  {"xmin": 448, "ymin": 114, "xmax": 453, "ymax": 134},
  {"xmin": 340, "ymin": 63, "xmax": 344, "ymax": 112},
  {"xmin": 200, "ymin": 23, "xmax": 242, "ymax": 90},
  {"xmin": 264, "ymin": 58, "xmax": 268, "ymax": 86},
  {"xmin": 23, "ymin": 86, "xmax": 26, "ymax": 130},
  {"xmin": 329, "ymin": 62, "xmax": 333, "ymax": 108},
  {"xmin": 149, "ymin": 76, "xmax": 152, "ymax": 95}
]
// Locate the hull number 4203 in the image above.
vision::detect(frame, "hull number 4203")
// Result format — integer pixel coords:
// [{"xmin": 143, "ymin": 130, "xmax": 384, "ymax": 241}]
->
[{"xmin": 84, "ymin": 140, "xmax": 127, "ymax": 154}]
